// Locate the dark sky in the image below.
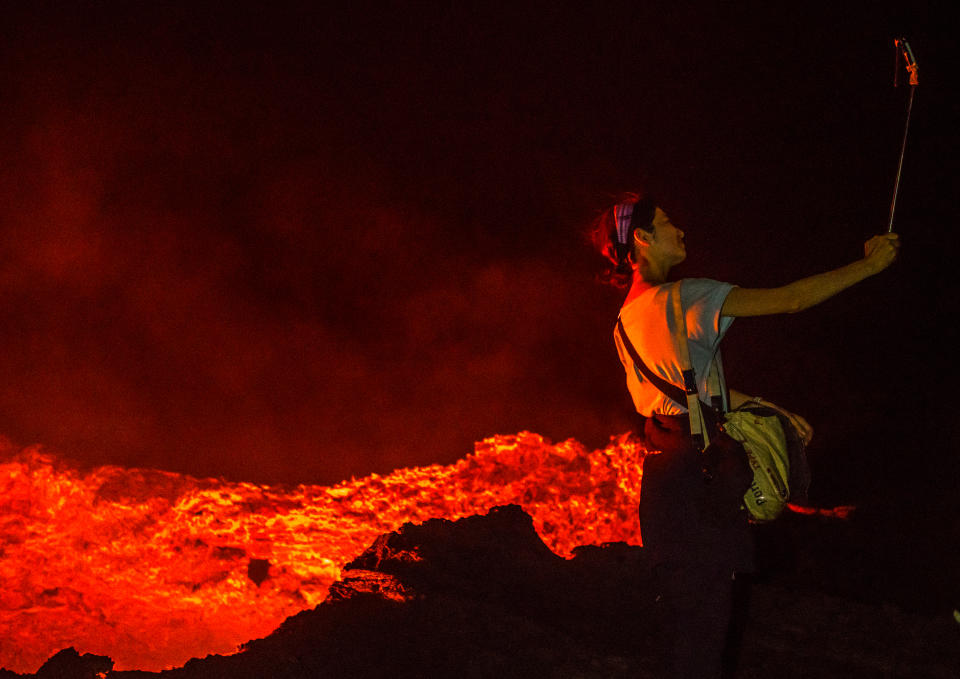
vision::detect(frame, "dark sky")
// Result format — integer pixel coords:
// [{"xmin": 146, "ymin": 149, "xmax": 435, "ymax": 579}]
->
[{"xmin": 0, "ymin": 1, "xmax": 956, "ymax": 514}]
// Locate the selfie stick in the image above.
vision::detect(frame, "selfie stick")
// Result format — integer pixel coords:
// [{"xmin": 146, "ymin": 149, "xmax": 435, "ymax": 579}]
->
[{"xmin": 888, "ymin": 38, "xmax": 919, "ymax": 233}]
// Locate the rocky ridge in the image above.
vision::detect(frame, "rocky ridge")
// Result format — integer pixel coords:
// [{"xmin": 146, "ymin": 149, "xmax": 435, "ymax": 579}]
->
[{"xmin": 5, "ymin": 505, "xmax": 959, "ymax": 678}]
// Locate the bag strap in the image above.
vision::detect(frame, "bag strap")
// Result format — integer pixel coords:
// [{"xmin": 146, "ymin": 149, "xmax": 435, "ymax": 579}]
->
[
  {"xmin": 616, "ymin": 317, "xmax": 687, "ymax": 409},
  {"xmin": 670, "ymin": 281, "xmax": 711, "ymax": 450},
  {"xmin": 706, "ymin": 353, "xmax": 727, "ymax": 414}
]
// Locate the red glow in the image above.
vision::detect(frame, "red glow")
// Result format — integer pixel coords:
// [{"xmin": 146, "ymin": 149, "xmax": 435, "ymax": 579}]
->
[
  {"xmin": 0, "ymin": 432, "xmax": 646, "ymax": 672},
  {"xmin": 785, "ymin": 502, "xmax": 855, "ymax": 520}
]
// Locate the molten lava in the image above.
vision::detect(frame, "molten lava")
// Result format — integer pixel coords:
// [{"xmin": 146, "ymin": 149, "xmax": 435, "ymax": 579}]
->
[{"xmin": 0, "ymin": 432, "xmax": 646, "ymax": 673}]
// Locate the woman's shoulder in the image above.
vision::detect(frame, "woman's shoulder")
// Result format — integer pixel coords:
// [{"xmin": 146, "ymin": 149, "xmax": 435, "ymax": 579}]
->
[
  {"xmin": 679, "ymin": 277, "xmax": 735, "ymax": 301},
  {"xmin": 679, "ymin": 277, "xmax": 733, "ymax": 289}
]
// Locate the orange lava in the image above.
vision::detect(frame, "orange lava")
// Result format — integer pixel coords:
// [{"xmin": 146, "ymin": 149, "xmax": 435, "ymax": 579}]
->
[{"xmin": 0, "ymin": 432, "xmax": 647, "ymax": 673}]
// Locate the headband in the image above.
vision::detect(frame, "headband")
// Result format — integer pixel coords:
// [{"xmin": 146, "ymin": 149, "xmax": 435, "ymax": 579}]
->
[
  {"xmin": 612, "ymin": 198, "xmax": 657, "ymax": 270},
  {"xmin": 613, "ymin": 202, "xmax": 634, "ymax": 247}
]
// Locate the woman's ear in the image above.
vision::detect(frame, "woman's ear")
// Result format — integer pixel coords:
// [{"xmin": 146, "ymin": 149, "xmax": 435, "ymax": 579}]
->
[{"xmin": 633, "ymin": 228, "xmax": 652, "ymax": 246}]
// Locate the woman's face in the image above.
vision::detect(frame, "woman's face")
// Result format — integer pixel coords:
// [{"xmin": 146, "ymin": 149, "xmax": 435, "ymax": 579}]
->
[{"xmin": 644, "ymin": 207, "xmax": 686, "ymax": 265}]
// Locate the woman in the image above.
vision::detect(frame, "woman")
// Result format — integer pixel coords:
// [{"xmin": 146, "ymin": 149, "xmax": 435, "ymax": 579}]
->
[{"xmin": 593, "ymin": 194, "xmax": 899, "ymax": 678}]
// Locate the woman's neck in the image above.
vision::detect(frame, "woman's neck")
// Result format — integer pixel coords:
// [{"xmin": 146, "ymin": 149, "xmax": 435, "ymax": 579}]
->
[
  {"xmin": 638, "ymin": 257, "xmax": 670, "ymax": 285},
  {"xmin": 622, "ymin": 252, "xmax": 674, "ymax": 304},
  {"xmin": 623, "ymin": 274, "xmax": 658, "ymax": 306}
]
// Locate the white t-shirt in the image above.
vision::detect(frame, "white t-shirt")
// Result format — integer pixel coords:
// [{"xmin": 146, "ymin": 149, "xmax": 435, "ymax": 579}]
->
[{"xmin": 614, "ymin": 278, "xmax": 735, "ymax": 417}]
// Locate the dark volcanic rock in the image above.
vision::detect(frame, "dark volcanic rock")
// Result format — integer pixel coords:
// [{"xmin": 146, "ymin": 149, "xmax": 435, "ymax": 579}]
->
[
  {"xmin": 36, "ymin": 649, "xmax": 112, "ymax": 679},
  {"xmin": 341, "ymin": 503, "xmax": 658, "ymax": 642},
  {"xmin": 218, "ymin": 504, "xmax": 662, "ymax": 679}
]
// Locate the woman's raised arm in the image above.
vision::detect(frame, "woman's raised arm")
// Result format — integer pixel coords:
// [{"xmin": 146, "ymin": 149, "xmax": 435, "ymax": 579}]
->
[{"xmin": 721, "ymin": 233, "xmax": 900, "ymax": 318}]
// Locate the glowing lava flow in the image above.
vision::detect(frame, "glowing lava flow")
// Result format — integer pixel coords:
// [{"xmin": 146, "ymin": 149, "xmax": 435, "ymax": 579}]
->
[{"xmin": 0, "ymin": 433, "xmax": 646, "ymax": 673}]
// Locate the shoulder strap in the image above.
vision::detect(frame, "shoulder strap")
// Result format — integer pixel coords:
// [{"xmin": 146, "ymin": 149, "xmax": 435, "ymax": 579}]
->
[
  {"xmin": 616, "ymin": 317, "xmax": 686, "ymax": 408},
  {"xmin": 670, "ymin": 281, "xmax": 711, "ymax": 450},
  {"xmin": 707, "ymin": 354, "xmax": 727, "ymax": 413}
]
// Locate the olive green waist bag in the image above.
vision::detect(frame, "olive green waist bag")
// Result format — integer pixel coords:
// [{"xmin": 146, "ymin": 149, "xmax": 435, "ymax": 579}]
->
[{"xmin": 722, "ymin": 403, "xmax": 809, "ymax": 521}]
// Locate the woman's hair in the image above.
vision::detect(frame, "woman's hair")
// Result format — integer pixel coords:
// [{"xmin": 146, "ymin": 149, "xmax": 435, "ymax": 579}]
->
[{"xmin": 588, "ymin": 192, "xmax": 657, "ymax": 288}]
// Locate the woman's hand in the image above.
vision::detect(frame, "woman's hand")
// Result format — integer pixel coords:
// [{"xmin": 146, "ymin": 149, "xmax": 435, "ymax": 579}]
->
[
  {"xmin": 759, "ymin": 399, "xmax": 814, "ymax": 446},
  {"xmin": 863, "ymin": 233, "xmax": 900, "ymax": 275},
  {"xmin": 730, "ymin": 390, "xmax": 813, "ymax": 445}
]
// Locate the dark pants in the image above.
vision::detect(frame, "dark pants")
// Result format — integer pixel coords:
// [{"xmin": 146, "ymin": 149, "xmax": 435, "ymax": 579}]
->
[{"xmin": 641, "ymin": 414, "xmax": 753, "ymax": 679}]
